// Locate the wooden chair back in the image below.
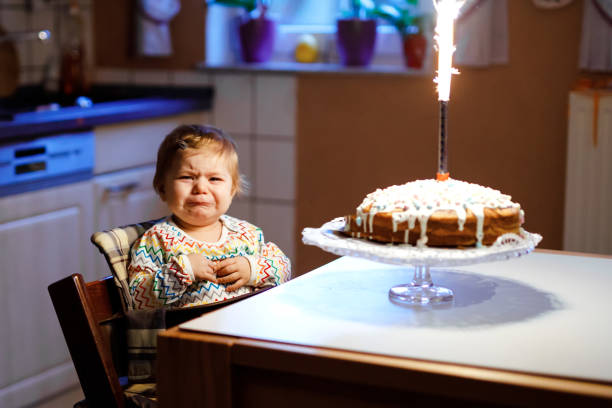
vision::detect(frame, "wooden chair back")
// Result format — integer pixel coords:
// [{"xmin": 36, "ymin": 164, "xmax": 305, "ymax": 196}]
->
[
  {"xmin": 49, "ymin": 273, "xmax": 273, "ymax": 408},
  {"xmin": 48, "ymin": 273, "xmax": 127, "ymax": 408}
]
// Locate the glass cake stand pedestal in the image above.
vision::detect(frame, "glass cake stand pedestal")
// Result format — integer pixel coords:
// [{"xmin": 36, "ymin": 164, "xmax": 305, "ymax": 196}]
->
[
  {"xmin": 302, "ymin": 218, "xmax": 543, "ymax": 306},
  {"xmin": 388, "ymin": 265, "xmax": 454, "ymax": 305}
]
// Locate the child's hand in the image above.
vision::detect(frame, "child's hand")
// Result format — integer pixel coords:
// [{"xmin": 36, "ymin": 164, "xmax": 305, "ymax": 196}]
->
[
  {"xmin": 214, "ymin": 256, "xmax": 251, "ymax": 292},
  {"xmin": 187, "ymin": 254, "xmax": 217, "ymax": 283}
]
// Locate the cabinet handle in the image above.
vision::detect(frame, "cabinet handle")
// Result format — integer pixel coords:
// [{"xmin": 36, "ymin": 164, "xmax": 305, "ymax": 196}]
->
[{"xmin": 104, "ymin": 182, "xmax": 139, "ymax": 194}]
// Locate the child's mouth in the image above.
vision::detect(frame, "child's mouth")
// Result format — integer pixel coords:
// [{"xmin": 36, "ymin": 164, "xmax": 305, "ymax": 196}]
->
[{"xmin": 189, "ymin": 201, "xmax": 213, "ymax": 207}]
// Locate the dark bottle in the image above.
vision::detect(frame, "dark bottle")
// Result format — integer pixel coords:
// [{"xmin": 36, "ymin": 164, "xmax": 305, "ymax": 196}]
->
[{"xmin": 59, "ymin": 0, "xmax": 88, "ymax": 97}]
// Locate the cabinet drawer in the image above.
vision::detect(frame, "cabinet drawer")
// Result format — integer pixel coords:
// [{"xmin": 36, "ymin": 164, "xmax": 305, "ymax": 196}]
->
[
  {"xmin": 94, "ymin": 111, "xmax": 209, "ymax": 174},
  {"xmin": 93, "ymin": 165, "xmax": 169, "ymax": 278}
]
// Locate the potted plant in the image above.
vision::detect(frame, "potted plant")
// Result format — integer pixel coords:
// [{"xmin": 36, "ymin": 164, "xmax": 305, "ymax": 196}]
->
[
  {"xmin": 371, "ymin": 0, "xmax": 432, "ymax": 69},
  {"xmin": 336, "ymin": 0, "xmax": 378, "ymax": 67},
  {"xmin": 207, "ymin": 0, "xmax": 275, "ymax": 63}
]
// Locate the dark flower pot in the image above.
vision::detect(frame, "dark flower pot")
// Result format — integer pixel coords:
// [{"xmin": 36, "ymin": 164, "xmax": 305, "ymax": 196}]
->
[
  {"xmin": 402, "ymin": 33, "xmax": 427, "ymax": 69},
  {"xmin": 238, "ymin": 16, "xmax": 275, "ymax": 63},
  {"xmin": 336, "ymin": 18, "xmax": 377, "ymax": 66}
]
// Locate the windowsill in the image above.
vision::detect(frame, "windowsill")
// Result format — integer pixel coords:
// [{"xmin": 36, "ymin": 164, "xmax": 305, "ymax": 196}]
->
[
  {"xmin": 203, "ymin": 15, "xmax": 435, "ymax": 76},
  {"xmin": 196, "ymin": 60, "xmax": 432, "ymax": 76}
]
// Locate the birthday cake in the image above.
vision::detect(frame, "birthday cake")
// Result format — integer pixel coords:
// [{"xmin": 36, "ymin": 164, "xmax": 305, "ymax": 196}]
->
[{"xmin": 342, "ymin": 178, "xmax": 523, "ymax": 247}]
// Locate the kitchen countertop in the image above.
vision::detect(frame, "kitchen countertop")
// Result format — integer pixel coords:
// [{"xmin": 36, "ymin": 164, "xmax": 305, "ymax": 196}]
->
[{"xmin": 0, "ymin": 85, "xmax": 214, "ymax": 141}]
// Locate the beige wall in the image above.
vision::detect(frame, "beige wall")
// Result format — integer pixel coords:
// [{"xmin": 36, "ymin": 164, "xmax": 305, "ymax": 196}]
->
[
  {"xmin": 296, "ymin": 1, "xmax": 583, "ymax": 276},
  {"xmin": 88, "ymin": 0, "xmax": 587, "ymax": 276}
]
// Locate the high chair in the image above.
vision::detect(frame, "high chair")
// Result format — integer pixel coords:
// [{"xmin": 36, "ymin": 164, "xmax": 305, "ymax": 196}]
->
[
  {"xmin": 49, "ymin": 273, "xmax": 135, "ymax": 408},
  {"xmin": 49, "ymin": 218, "xmax": 269, "ymax": 408}
]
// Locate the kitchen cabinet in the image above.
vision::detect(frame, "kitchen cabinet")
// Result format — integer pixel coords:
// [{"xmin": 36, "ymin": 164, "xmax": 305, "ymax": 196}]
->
[
  {"xmin": 564, "ymin": 91, "xmax": 612, "ymax": 255},
  {"xmin": 94, "ymin": 111, "xmax": 209, "ymax": 174},
  {"xmin": 0, "ymin": 110, "xmax": 209, "ymax": 407},
  {"xmin": 93, "ymin": 165, "xmax": 168, "ymax": 278},
  {"xmin": 0, "ymin": 181, "xmax": 94, "ymax": 408}
]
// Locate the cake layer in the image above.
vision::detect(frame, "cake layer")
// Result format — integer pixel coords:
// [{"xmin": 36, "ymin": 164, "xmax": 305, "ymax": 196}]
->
[
  {"xmin": 344, "ymin": 207, "xmax": 522, "ymax": 247},
  {"xmin": 342, "ymin": 179, "xmax": 523, "ymax": 247}
]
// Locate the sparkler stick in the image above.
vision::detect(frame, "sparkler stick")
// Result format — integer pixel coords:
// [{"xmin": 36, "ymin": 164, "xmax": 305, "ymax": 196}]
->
[
  {"xmin": 438, "ymin": 100, "xmax": 449, "ymax": 179},
  {"xmin": 433, "ymin": 0, "xmax": 463, "ymax": 181}
]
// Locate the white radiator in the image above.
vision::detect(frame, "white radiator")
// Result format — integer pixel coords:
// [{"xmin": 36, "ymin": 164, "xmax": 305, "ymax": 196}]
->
[{"xmin": 564, "ymin": 91, "xmax": 612, "ymax": 255}]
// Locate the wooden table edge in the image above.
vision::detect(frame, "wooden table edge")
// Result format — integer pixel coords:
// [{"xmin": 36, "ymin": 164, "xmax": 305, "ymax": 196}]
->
[
  {"xmin": 160, "ymin": 327, "xmax": 612, "ymax": 402},
  {"xmin": 534, "ymin": 248, "xmax": 612, "ymax": 259}
]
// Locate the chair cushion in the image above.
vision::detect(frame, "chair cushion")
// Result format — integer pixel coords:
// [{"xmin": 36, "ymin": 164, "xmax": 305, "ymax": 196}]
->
[
  {"xmin": 73, "ymin": 384, "xmax": 158, "ymax": 408},
  {"xmin": 126, "ymin": 308, "xmax": 167, "ymax": 383},
  {"xmin": 91, "ymin": 218, "xmax": 165, "ymax": 311},
  {"xmin": 124, "ymin": 383, "xmax": 157, "ymax": 408}
]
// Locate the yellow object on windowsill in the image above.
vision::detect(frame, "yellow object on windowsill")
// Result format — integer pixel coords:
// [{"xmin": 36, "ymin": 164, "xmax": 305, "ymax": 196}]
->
[{"xmin": 295, "ymin": 34, "xmax": 319, "ymax": 63}]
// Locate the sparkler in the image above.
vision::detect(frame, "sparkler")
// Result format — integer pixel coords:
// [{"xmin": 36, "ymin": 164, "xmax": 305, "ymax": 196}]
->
[{"xmin": 433, "ymin": 0, "xmax": 463, "ymax": 181}]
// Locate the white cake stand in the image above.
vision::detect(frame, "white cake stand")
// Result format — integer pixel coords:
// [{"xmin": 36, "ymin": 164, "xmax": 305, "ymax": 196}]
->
[{"xmin": 302, "ymin": 218, "xmax": 543, "ymax": 306}]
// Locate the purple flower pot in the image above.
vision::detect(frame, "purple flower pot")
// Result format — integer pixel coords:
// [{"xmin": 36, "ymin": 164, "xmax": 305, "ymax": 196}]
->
[
  {"xmin": 336, "ymin": 18, "xmax": 377, "ymax": 66},
  {"xmin": 238, "ymin": 16, "xmax": 275, "ymax": 63}
]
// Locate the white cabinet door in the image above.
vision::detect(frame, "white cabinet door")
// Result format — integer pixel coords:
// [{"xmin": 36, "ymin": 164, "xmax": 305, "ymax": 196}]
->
[
  {"xmin": 94, "ymin": 111, "xmax": 209, "ymax": 174},
  {"xmin": 93, "ymin": 165, "xmax": 168, "ymax": 279},
  {"xmin": 564, "ymin": 91, "xmax": 612, "ymax": 255},
  {"xmin": 0, "ymin": 181, "xmax": 93, "ymax": 408}
]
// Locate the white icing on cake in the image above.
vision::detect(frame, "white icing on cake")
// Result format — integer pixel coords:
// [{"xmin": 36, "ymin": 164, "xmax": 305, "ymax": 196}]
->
[{"xmin": 354, "ymin": 178, "xmax": 520, "ymax": 247}]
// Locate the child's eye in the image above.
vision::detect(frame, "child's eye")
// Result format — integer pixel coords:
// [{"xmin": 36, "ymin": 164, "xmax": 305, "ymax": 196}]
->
[
  {"xmin": 210, "ymin": 177, "xmax": 223, "ymax": 182},
  {"xmin": 178, "ymin": 175, "xmax": 192, "ymax": 180}
]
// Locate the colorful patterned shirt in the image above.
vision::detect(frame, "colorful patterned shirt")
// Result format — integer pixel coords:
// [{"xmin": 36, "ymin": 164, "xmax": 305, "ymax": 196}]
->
[{"xmin": 128, "ymin": 215, "xmax": 291, "ymax": 309}]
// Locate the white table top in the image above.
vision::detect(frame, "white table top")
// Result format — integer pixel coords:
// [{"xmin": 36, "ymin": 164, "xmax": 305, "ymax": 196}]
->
[{"xmin": 180, "ymin": 251, "xmax": 612, "ymax": 383}]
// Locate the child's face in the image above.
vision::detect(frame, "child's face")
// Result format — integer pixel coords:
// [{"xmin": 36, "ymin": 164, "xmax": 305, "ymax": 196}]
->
[{"xmin": 160, "ymin": 147, "xmax": 234, "ymax": 229}]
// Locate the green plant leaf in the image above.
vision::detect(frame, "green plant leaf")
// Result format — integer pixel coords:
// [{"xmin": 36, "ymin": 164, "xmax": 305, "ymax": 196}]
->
[
  {"xmin": 207, "ymin": 0, "xmax": 257, "ymax": 13},
  {"xmin": 371, "ymin": 5, "xmax": 404, "ymax": 33},
  {"xmin": 378, "ymin": 4, "xmax": 402, "ymax": 19},
  {"xmin": 344, "ymin": 0, "xmax": 376, "ymax": 19},
  {"xmin": 370, "ymin": 0, "xmax": 429, "ymax": 36}
]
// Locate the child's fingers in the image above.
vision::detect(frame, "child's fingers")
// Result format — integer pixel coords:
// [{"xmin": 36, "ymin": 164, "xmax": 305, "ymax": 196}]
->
[
  {"xmin": 215, "ymin": 261, "xmax": 239, "ymax": 277},
  {"xmin": 214, "ymin": 258, "xmax": 235, "ymax": 272},
  {"xmin": 216, "ymin": 271, "xmax": 239, "ymax": 284},
  {"xmin": 226, "ymin": 277, "xmax": 248, "ymax": 292},
  {"xmin": 201, "ymin": 271, "xmax": 218, "ymax": 283}
]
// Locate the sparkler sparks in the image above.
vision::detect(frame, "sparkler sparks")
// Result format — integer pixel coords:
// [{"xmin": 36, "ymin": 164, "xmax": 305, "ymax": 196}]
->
[
  {"xmin": 433, "ymin": 0, "xmax": 463, "ymax": 180},
  {"xmin": 433, "ymin": 0, "xmax": 463, "ymax": 102}
]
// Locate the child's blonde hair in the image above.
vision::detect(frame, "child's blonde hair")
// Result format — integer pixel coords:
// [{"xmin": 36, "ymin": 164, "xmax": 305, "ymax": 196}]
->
[{"xmin": 153, "ymin": 124, "xmax": 247, "ymax": 196}]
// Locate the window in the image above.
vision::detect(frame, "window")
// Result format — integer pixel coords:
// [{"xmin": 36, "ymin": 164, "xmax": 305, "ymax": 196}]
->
[
  {"xmin": 206, "ymin": 0, "xmax": 436, "ymax": 68},
  {"xmin": 268, "ymin": 1, "xmax": 342, "ymax": 25},
  {"xmin": 268, "ymin": 0, "xmax": 433, "ymax": 26}
]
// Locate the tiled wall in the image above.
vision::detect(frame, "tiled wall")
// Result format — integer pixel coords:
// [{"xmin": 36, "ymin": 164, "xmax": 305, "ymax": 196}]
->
[
  {"xmin": 213, "ymin": 72, "xmax": 297, "ymax": 264},
  {"xmin": 95, "ymin": 67, "xmax": 298, "ymax": 265},
  {"xmin": 1, "ymin": 0, "xmax": 298, "ymax": 266},
  {"xmin": 0, "ymin": 0, "xmax": 93, "ymax": 89}
]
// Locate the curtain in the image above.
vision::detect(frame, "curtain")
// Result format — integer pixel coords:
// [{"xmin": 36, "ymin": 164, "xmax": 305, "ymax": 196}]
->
[
  {"xmin": 580, "ymin": 0, "xmax": 612, "ymax": 72},
  {"xmin": 454, "ymin": 0, "xmax": 509, "ymax": 67}
]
